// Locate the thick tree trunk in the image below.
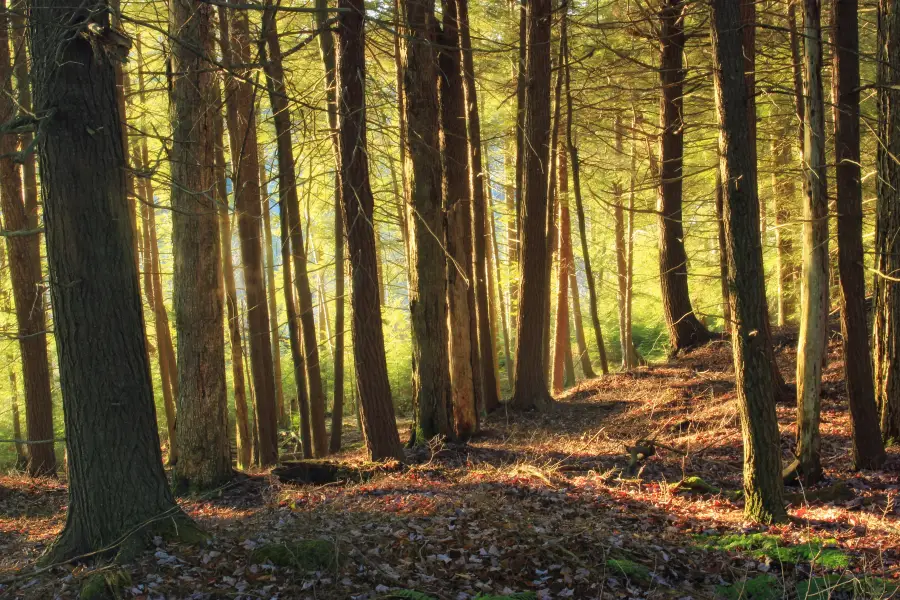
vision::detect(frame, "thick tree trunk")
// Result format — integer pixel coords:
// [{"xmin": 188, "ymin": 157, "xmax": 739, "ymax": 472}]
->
[
  {"xmin": 657, "ymin": 0, "xmax": 712, "ymax": 353},
  {"xmin": 260, "ymin": 160, "xmax": 287, "ymax": 429},
  {"xmin": 259, "ymin": 6, "xmax": 328, "ymax": 456},
  {"xmin": 440, "ymin": 0, "xmax": 479, "ymax": 438},
  {"xmin": 215, "ymin": 110, "xmax": 252, "ymax": 470},
  {"xmin": 795, "ymin": 0, "xmax": 829, "ymax": 485},
  {"xmin": 31, "ymin": 0, "xmax": 191, "ymax": 559},
  {"xmin": 170, "ymin": 0, "xmax": 231, "ymax": 491},
  {"xmin": 563, "ymin": 26, "xmax": 608, "ymax": 374},
  {"xmin": 457, "ymin": 0, "xmax": 500, "ymax": 412},
  {"xmin": 710, "ymin": 0, "xmax": 786, "ymax": 524},
  {"xmin": 0, "ymin": 0, "xmax": 55, "ymax": 477},
  {"xmin": 336, "ymin": 0, "xmax": 404, "ymax": 460},
  {"xmin": 218, "ymin": 4, "xmax": 278, "ymax": 466},
  {"xmin": 510, "ymin": 0, "xmax": 553, "ymax": 411},
  {"xmin": 875, "ymin": 0, "xmax": 900, "ymax": 443},
  {"xmin": 403, "ymin": 0, "xmax": 454, "ymax": 442},
  {"xmin": 832, "ymin": 0, "xmax": 886, "ymax": 469}
]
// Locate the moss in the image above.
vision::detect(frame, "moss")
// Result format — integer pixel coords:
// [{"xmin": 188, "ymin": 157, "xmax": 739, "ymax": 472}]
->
[
  {"xmin": 79, "ymin": 568, "xmax": 131, "ymax": 600},
  {"xmin": 796, "ymin": 575, "xmax": 900, "ymax": 599},
  {"xmin": 249, "ymin": 539, "xmax": 339, "ymax": 571},
  {"xmin": 606, "ymin": 558, "xmax": 650, "ymax": 582},
  {"xmin": 699, "ymin": 533, "xmax": 849, "ymax": 570},
  {"xmin": 475, "ymin": 594, "xmax": 538, "ymax": 600},
  {"xmin": 715, "ymin": 575, "xmax": 781, "ymax": 600}
]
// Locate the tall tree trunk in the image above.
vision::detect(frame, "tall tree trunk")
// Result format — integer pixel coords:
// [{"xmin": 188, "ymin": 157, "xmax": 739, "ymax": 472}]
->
[
  {"xmin": 403, "ymin": 0, "xmax": 454, "ymax": 443},
  {"xmin": 552, "ymin": 139, "xmax": 575, "ymax": 392},
  {"xmin": 770, "ymin": 125, "xmax": 796, "ymax": 327},
  {"xmin": 625, "ymin": 116, "xmax": 640, "ymax": 367},
  {"xmin": 218, "ymin": 4, "xmax": 279, "ymax": 466},
  {"xmin": 215, "ymin": 110, "xmax": 252, "ymax": 470},
  {"xmin": 484, "ymin": 162, "xmax": 510, "ymax": 389},
  {"xmin": 543, "ymin": 49, "xmax": 562, "ymax": 383},
  {"xmin": 492, "ymin": 175, "xmax": 514, "ymax": 388},
  {"xmin": 170, "ymin": 0, "xmax": 231, "ymax": 491},
  {"xmin": 657, "ymin": 0, "xmax": 712, "ymax": 353},
  {"xmin": 9, "ymin": 369, "xmax": 26, "ymax": 470},
  {"xmin": 794, "ymin": 0, "xmax": 829, "ymax": 485},
  {"xmin": 260, "ymin": 160, "xmax": 287, "ymax": 429},
  {"xmin": 613, "ymin": 116, "xmax": 638, "ymax": 370},
  {"xmin": 440, "ymin": 0, "xmax": 479, "ymax": 438},
  {"xmin": 336, "ymin": 0, "xmax": 404, "ymax": 460},
  {"xmin": 831, "ymin": 0, "xmax": 886, "ymax": 468},
  {"xmin": 715, "ymin": 171, "xmax": 732, "ymax": 333},
  {"xmin": 514, "ymin": 0, "xmax": 527, "ymax": 271},
  {"xmin": 457, "ymin": 0, "xmax": 500, "ymax": 412},
  {"xmin": 875, "ymin": 0, "xmax": 900, "ymax": 443},
  {"xmin": 510, "ymin": 0, "xmax": 553, "ymax": 411},
  {"xmin": 31, "ymin": 0, "xmax": 192, "ymax": 559},
  {"xmin": 710, "ymin": 0, "xmax": 786, "ymax": 524},
  {"xmin": 0, "ymin": 0, "xmax": 55, "ymax": 477},
  {"xmin": 563, "ymin": 22, "xmax": 608, "ymax": 374},
  {"xmin": 259, "ymin": 5, "xmax": 328, "ymax": 456}
]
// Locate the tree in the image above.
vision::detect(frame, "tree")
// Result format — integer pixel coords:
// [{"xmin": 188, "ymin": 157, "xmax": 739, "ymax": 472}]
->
[
  {"xmin": 336, "ymin": 0, "xmax": 404, "ymax": 460},
  {"xmin": 403, "ymin": 0, "xmax": 454, "ymax": 441},
  {"xmin": 218, "ymin": 3, "xmax": 279, "ymax": 465},
  {"xmin": 170, "ymin": 0, "xmax": 232, "ymax": 491},
  {"xmin": 832, "ymin": 0, "xmax": 886, "ymax": 469},
  {"xmin": 510, "ymin": 0, "xmax": 553, "ymax": 411},
  {"xmin": 709, "ymin": 0, "xmax": 786, "ymax": 524},
  {"xmin": 0, "ymin": 0, "xmax": 55, "ymax": 476},
  {"xmin": 31, "ymin": 0, "xmax": 194, "ymax": 559},
  {"xmin": 657, "ymin": 0, "xmax": 712, "ymax": 353},
  {"xmin": 440, "ymin": 0, "xmax": 479, "ymax": 438},
  {"xmin": 258, "ymin": 3, "xmax": 329, "ymax": 457},
  {"xmin": 794, "ymin": 0, "xmax": 829, "ymax": 485},
  {"xmin": 875, "ymin": 0, "xmax": 900, "ymax": 442}
]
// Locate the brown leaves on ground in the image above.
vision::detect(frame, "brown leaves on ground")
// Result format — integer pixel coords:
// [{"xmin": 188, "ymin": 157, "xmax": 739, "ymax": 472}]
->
[{"xmin": 0, "ymin": 336, "xmax": 898, "ymax": 599}]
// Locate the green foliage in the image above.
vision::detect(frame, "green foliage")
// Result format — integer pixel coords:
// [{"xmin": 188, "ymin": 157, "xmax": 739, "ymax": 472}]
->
[
  {"xmin": 700, "ymin": 534, "xmax": 849, "ymax": 570},
  {"xmin": 79, "ymin": 568, "xmax": 131, "ymax": 600},
  {"xmin": 249, "ymin": 539, "xmax": 339, "ymax": 571},
  {"xmin": 606, "ymin": 558, "xmax": 651, "ymax": 582},
  {"xmin": 796, "ymin": 575, "xmax": 900, "ymax": 599},
  {"xmin": 715, "ymin": 575, "xmax": 781, "ymax": 600}
]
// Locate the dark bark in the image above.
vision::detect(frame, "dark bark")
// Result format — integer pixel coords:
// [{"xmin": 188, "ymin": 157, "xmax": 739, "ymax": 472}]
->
[
  {"xmin": 258, "ymin": 5, "xmax": 329, "ymax": 456},
  {"xmin": 31, "ymin": 0, "xmax": 191, "ymax": 559},
  {"xmin": 336, "ymin": 0, "xmax": 404, "ymax": 460},
  {"xmin": 0, "ymin": 0, "xmax": 55, "ymax": 477},
  {"xmin": 875, "ymin": 0, "xmax": 900, "ymax": 443},
  {"xmin": 832, "ymin": 0, "xmax": 886, "ymax": 468},
  {"xmin": 218, "ymin": 4, "xmax": 278, "ymax": 466},
  {"xmin": 710, "ymin": 0, "xmax": 786, "ymax": 524},
  {"xmin": 170, "ymin": 0, "xmax": 232, "ymax": 491},
  {"xmin": 440, "ymin": 0, "xmax": 479, "ymax": 438},
  {"xmin": 657, "ymin": 0, "xmax": 712, "ymax": 353},
  {"xmin": 715, "ymin": 172, "xmax": 732, "ymax": 333},
  {"xmin": 510, "ymin": 0, "xmax": 553, "ymax": 411}
]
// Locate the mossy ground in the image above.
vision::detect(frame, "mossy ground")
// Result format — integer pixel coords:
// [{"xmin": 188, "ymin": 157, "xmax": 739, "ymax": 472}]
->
[
  {"xmin": 249, "ymin": 539, "xmax": 339, "ymax": 571},
  {"xmin": 699, "ymin": 533, "xmax": 849, "ymax": 570},
  {"xmin": 79, "ymin": 568, "xmax": 131, "ymax": 600}
]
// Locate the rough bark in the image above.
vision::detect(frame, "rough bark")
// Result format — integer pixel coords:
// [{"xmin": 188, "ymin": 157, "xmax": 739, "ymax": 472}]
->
[
  {"xmin": 31, "ymin": 0, "xmax": 191, "ymax": 558},
  {"xmin": 710, "ymin": 0, "xmax": 787, "ymax": 523},
  {"xmin": 218, "ymin": 4, "xmax": 278, "ymax": 466},
  {"xmin": 170, "ymin": 0, "xmax": 232, "ymax": 491},
  {"xmin": 440, "ymin": 0, "xmax": 478, "ymax": 438},
  {"xmin": 258, "ymin": 6, "xmax": 328, "ymax": 456},
  {"xmin": 832, "ymin": 0, "xmax": 886, "ymax": 469},
  {"xmin": 0, "ymin": 0, "xmax": 55, "ymax": 477},
  {"xmin": 510, "ymin": 0, "xmax": 553, "ymax": 411},
  {"xmin": 795, "ymin": 0, "xmax": 829, "ymax": 485},
  {"xmin": 336, "ymin": 0, "xmax": 404, "ymax": 460},
  {"xmin": 657, "ymin": 0, "xmax": 712, "ymax": 353},
  {"xmin": 875, "ymin": 0, "xmax": 900, "ymax": 443}
]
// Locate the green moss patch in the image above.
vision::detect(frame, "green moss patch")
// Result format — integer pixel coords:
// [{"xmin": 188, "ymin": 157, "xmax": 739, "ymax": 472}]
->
[
  {"xmin": 796, "ymin": 575, "xmax": 900, "ymax": 599},
  {"xmin": 249, "ymin": 539, "xmax": 339, "ymax": 571},
  {"xmin": 699, "ymin": 533, "xmax": 849, "ymax": 570},
  {"xmin": 606, "ymin": 558, "xmax": 651, "ymax": 582},
  {"xmin": 79, "ymin": 568, "xmax": 131, "ymax": 600},
  {"xmin": 715, "ymin": 575, "xmax": 781, "ymax": 600}
]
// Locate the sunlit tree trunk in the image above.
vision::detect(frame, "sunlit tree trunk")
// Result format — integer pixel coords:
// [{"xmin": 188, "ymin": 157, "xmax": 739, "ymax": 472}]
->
[
  {"xmin": 0, "ymin": 0, "xmax": 55, "ymax": 477},
  {"xmin": 657, "ymin": 0, "xmax": 712, "ymax": 353},
  {"xmin": 875, "ymin": 0, "xmax": 900, "ymax": 442},
  {"xmin": 710, "ymin": 0, "xmax": 786, "ymax": 524},
  {"xmin": 770, "ymin": 124, "xmax": 796, "ymax": 327},
  {"xmin": 170, "ymin": 0, "xmax": 231, "ymax": 491},
  {"xmin": 510, "ymin": 0, "xmax": 553, "ymax": 411},
  {"xmin": 484, "ymin": 163, "xmax": 508, "ymax": 390},
  {"xmin": 715, "ymin": 172, "xmax": 732, "ymax": 334},
  {"xmin": 336, "ymin": 0, "xmax": 404, "ymax": 460},
  {"xmin": 218, "ymin": 4, "xmax": 279, "ymax": 465},
  {"xmin": 552, "ymin": 144, "xmax": 574, "ymax": 393},
  {"xmin": 794, "ymin": 0, "xmax": 828, "ymax": 485}
]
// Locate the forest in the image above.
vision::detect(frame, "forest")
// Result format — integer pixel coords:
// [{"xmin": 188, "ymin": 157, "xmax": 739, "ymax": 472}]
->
[{"xmin": 0, "ymin": 0, "xmax": 898, "ymax": 597}]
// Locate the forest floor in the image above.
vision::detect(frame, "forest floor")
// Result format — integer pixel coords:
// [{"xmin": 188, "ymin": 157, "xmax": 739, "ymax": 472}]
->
[{"xmin": 1, "ymin": 333, "xmax": 899, "ymax": 599}]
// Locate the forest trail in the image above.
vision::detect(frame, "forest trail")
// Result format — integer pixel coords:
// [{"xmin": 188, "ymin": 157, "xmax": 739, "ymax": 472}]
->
[{"xmin": 1, "ymin": 336, "xmax": 898, "ymax": 599}]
